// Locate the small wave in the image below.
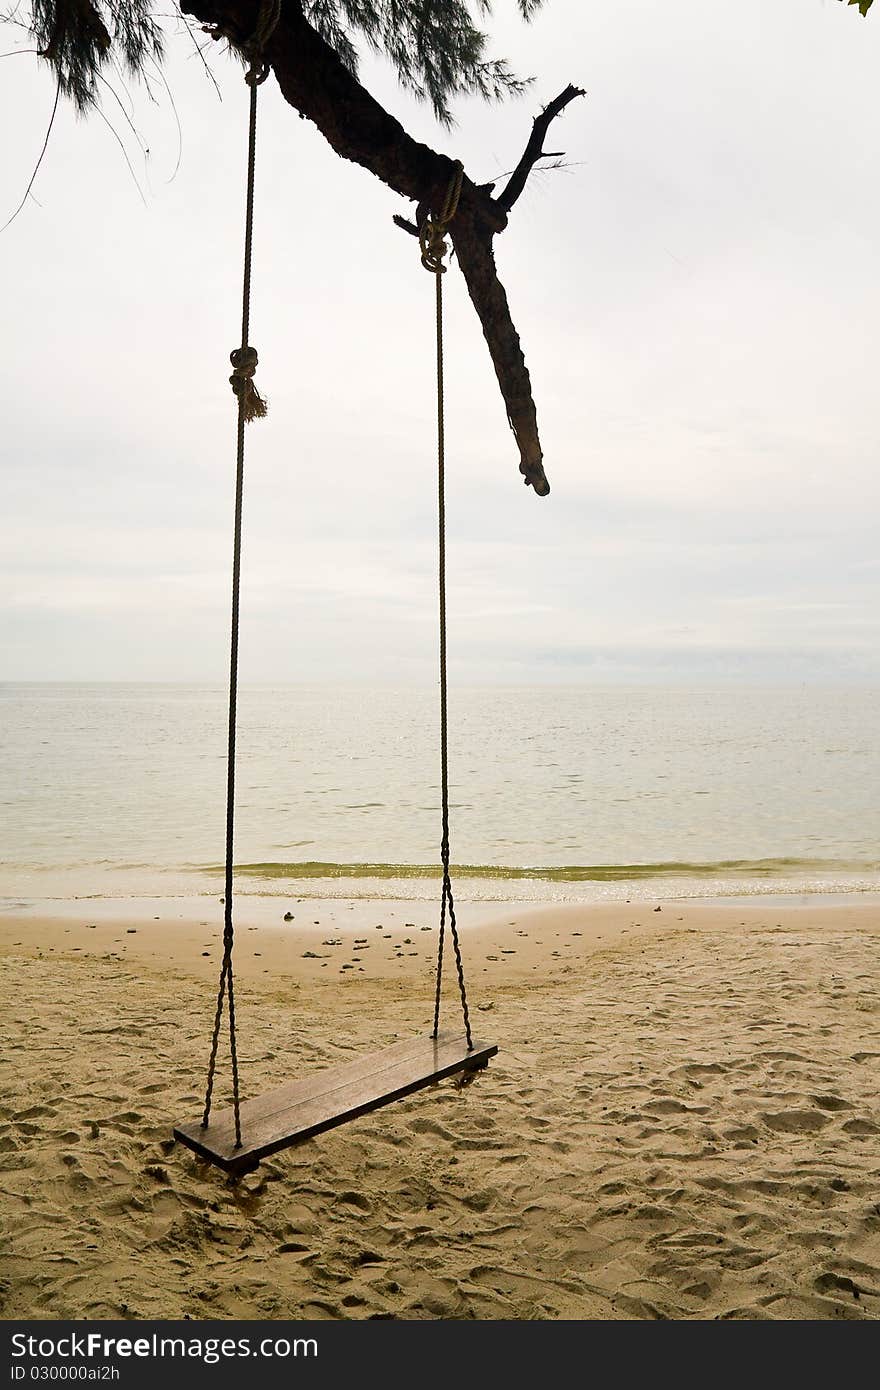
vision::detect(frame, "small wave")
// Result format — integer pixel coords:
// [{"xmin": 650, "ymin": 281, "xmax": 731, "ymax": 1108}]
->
[{"xmin": 201, "ymin": 856, "xmax": 880, "ymax": 884}]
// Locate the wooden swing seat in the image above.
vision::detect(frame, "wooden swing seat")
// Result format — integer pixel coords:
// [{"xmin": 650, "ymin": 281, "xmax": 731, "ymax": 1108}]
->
[{"xmin": 173, "ymin": 1030, "xmax": 497, "ymax": 1174}]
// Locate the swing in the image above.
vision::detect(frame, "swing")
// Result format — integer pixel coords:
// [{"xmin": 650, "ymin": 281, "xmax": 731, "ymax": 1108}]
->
[{"xmin": 172, "ymin": 12, "xmax": 496, "ymax": 1177}]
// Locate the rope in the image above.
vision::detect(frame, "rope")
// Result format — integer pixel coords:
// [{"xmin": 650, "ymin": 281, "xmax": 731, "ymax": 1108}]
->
[
  {"xmin": 421, "ymin": 162, "xmax": 473, "ymax": 1053},
  {"xmin": 226, "ymin": 0, "xmax": 280, "ymax": 423},
  {"xmin": 418, "ymin": 163, "xmax": 463, "ymax": 275},
  {"xmin": 201, "ymin": 0, "xmax": 280, "ymax": 1147}
]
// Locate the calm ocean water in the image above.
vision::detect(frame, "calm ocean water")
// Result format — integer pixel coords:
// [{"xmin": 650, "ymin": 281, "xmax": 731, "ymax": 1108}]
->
[{"xmin": 1, "ymin": 683, "xmax": 878, "ymax": 905}]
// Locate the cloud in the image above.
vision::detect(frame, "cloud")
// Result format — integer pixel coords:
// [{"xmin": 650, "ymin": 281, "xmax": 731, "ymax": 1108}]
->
[{"xmin": 1, "ymin": 0, "xmax": 879, "ymax": 682}]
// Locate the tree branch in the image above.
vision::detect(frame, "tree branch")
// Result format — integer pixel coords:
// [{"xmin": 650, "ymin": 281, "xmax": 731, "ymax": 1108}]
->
[
  {"xmin": 451, "ymin": 207, "xmax": 549, "ymax": 495},
  {"xmin": 180, "ymin": 0, "xmax": 579, "ymax": 494},
  {"xmin": 391, "ymin": 213, "xmax": 419, "ymax": 237},
  {"xmin": 497, "ymin": 82, "xmax": 586, "ymax": 213}
]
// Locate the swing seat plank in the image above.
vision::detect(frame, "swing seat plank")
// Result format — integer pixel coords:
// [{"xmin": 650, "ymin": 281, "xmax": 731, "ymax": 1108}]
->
[{"xmin": 173, "ymin": 1031, "xmax": 497, "ymax": 1173}]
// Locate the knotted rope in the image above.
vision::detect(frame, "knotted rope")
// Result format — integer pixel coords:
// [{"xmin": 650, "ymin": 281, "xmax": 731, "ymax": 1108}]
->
[
  {"xmin": 419, "ymin": 161, "xmax": 464, "ymax": 275},
  {"xmin": 224, "ymin": 0, "xmax": 280, "ymax": 425},
  {"xmin": 229, "ymin": 344, "xmax": 266, "ymax": 423},
  {"xmin": 241, "ymin": 0, "xmax": 281, "ymax": 83},
  {"xmin": 420, "ymin": 161, "xmax": 473, "ymax": 1053},
  {"xmin": 202, "ymin": 0, "xmax": 281, "ymax": 1149}
]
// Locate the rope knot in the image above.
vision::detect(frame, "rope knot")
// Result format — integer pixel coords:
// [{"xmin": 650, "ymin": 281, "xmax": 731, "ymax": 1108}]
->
[
  {"xmin": 230, "ymin": 345, "xmax": 268, "ymax": 422},
  {"xmin": 245, "ymin": 60, "xmax": 271, "ymax": 86},
  {"xmin": 243, "ymin": 0, "xmax": 281, "ymax": 84},
  {"xmin": 419, "ymin": 161, "xmax": 464, "ymax": 275},
  {"xmin": 419, "ymin": 221, "xmax": 451, "ymax": 275}
]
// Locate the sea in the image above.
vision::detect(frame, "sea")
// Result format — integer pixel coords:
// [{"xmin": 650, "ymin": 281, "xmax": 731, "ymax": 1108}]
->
[{"xmin": 1, "ymin": 683, "xmax": 878, "ymax": 910}]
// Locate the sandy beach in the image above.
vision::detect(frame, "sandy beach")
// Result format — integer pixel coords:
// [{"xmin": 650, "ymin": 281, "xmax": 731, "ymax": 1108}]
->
[{"xmin": 2, "ymin": 895, "xmax": 880, "ymax": 1320}]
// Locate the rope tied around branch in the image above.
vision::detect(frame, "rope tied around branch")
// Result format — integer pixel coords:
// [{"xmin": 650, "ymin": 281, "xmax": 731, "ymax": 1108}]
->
[
  {"xmin": 242, "ymin": 0, "xmax": 281, "ymax": 87},
  {"xmin": 419, "ymin": 161, "xmax": 464, "ymax": 275}
]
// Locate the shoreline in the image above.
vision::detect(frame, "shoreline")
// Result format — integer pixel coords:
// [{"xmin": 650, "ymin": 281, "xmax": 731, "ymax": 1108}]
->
[
  {"xmin": 2, "ymin": 893, "xmax": 879, "ymax": 987},
  {"xmin": 4, "ymin": 870, "xmax": 880, "ymax": 916}
]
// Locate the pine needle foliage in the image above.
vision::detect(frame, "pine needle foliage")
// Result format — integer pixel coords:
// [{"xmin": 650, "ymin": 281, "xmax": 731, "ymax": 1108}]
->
[
  {"xmin": 8, "ymin": 0, "xmax": 545, "ymax": 122},
  {"xmin": 23, "ymin": 0, "xmax": 164, "ymax": 110},
  {"xmin": 9, "ymin": 0, "xmax": 872, "ymax": 126},
  {"xmin": 303, "ymin": 1, "xmax": 545, "ymax": 123}
]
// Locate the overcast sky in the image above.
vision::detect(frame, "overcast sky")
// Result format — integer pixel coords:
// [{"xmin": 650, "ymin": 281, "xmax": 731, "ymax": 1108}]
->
[{"xmin": 1, "ymin": 0, "xmax": 878, "ymax": 684}]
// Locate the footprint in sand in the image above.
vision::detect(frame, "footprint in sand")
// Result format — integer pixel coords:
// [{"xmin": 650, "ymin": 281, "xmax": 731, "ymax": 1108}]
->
[
  {"xmin": 814, "ymin": 1272, "xmax": 865, "ymax": 1299},
  {"xmin": 810, "ymin": 1094, "xmax": 853, "ymax": 1112},
  {"xmin": 762, "ymin": 1110, "xmax": 832, "ymax": 1134},
  {"xmin": 841, "ymin": 1118, "xmax": 880, "ymax": 1136},
  {"xmin": 677, "ymin": 1062, "xmax": 728, "ymax": 1079},
  {"xmin": 337, "ymin": 1190, "xmax": 371, "ymax": 1212},
  {"xmin": 644, "ymin": 1098, "xmax": 709, "ymax": 1116},
  {"xmin": 723, "ymin": 1125, "xmax": 761, "ymax": 1145}
]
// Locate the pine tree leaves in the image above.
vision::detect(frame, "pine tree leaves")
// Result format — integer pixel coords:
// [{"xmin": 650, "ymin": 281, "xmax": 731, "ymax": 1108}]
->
[
  {"xmin": 302, "ymin": 1, "xmax": 543, "ymax": 124},
  {"xmin": 9, "ymin": 1, "xmax": 546, "ymax": 124},
  {"xmin": 25, "ymin": 0, "xmax": 163, "ymax": 111},
  {"xmin": 14, "ymin": 0, "xmax": 874, "ymax": 128}
]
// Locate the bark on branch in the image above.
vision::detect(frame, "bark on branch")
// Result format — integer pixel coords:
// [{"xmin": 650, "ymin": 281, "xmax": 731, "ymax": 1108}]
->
[
  {"xmin": 450, "ymin": 205, "xmax": 547, "ymax": 497},
  {"xmin": 497, "ymin": 82, "xmax": 586, "ymax": 213},
  {"xmin": 180, "ymin": 0, "xmax": 584, "ymax": 495}
]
